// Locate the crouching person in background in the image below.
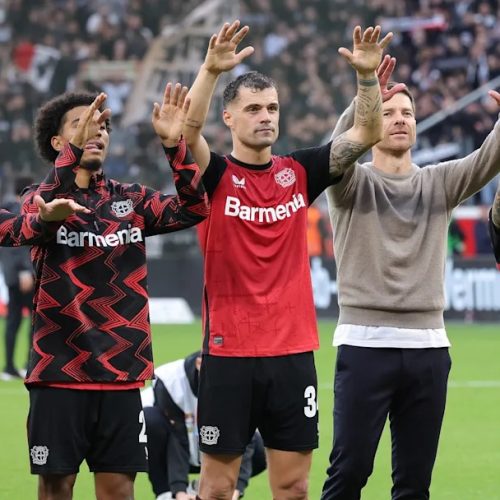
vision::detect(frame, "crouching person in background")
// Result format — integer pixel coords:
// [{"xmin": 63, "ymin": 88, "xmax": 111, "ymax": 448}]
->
[{"xmin": 141, "ymin": 352, "xmax": 266, "ymax": 500}]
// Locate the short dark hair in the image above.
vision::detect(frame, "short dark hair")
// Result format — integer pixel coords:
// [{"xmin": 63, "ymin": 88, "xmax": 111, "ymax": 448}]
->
[
  {"xmin": 222, "ymin": 71, "xmax": 277, "ymax": 108},
  {"xmin": 34, "ymin": 91, "xmax": 111, "ymax": 164},
  {"xmin": 387, "ymin": 82, "xmax": 416, "ymax": 111}
]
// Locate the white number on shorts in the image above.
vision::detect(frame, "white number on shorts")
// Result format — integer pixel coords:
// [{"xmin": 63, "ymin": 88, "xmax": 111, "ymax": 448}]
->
[
  {"xmin": 303, "ymin": 385, "xmax": 317, "ymax": 418},
  {"xmin": 138, "ymin": 410, "xmax": 148, "ymax": 443}
]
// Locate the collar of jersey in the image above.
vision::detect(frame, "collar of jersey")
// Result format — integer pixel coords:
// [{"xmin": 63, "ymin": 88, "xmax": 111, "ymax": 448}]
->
[{"xmin": 228, "ymin": 154, "xmax": 272, "ymax": 171}]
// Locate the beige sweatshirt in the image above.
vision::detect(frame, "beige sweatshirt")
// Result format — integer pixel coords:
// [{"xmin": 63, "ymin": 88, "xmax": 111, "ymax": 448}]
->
[{"xmin": 327, "ymin": 101, "xmax": 500, "ymax": 328}]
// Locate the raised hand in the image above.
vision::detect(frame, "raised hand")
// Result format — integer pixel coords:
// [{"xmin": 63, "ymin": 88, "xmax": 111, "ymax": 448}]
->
[
  {"xmin": 203, "ymin": 20, "xmax": 254, "ymax": 75},
  {"xmin": 152, "ymin": 82, "xmax": 191, "ymax": 148},
  {"xmin": 488, "ymin": 89, "xmax": 500, "ymax": 106},
  {"xmin": 339, "ymin": 26, "xmax": 392, "ymax": 76},
  {"xmin": 35, "ymin": 195, "xmax": 91, "ymax": 222},
  {"xmin": 377, "ymin": 55, "xmax": 408, "ymax": 102},
  {"xmin": 70, "ymin": 92, "xmax": 111, "ymax": 149}
]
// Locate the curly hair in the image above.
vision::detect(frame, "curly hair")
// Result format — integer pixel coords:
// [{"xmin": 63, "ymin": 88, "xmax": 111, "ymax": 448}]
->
[
  {"xmin": 222, "ymin": 71, "xmax": 278, "ymax": 108},
  {"xmin": 34, "ymin": 91, "xmax": 111, "ymax": 164}
]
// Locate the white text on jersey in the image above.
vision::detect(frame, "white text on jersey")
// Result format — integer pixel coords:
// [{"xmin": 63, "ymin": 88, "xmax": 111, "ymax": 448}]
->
[
  {"xmin": 57, "ymin": 224, "xmax": 144, "ymax": 247},
  {"xmin": 224, "ymin": 194, "xmax": 306, "ymax": 223}
]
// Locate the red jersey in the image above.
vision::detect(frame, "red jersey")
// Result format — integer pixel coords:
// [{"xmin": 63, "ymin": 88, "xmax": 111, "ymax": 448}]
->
[{"xmin": 199, "ymin": 144, "xmax": 336, "ymax": 356}]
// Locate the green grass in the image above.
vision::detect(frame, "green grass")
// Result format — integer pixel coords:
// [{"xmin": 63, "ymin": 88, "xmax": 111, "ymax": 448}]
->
[{"xmin": 1, "ymin": 320, "xmax": 500, "ymax": 499}]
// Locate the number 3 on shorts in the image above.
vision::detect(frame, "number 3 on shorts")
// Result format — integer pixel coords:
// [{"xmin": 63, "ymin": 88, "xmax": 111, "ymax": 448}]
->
[
  {"xmin": 139, "ymin": 410, "xmax": 148, "ymax": 443},
  {"xmin": 303, "ymin": 385, "xmax": 317, "ymax": 418}
]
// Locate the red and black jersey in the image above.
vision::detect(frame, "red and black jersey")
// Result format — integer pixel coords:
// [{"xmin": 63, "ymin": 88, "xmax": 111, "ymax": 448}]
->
[
  {"xmin": 23, "ymin": 140, "xmax": 209, "ymax": 385},
  {"xmin": 0, "ymin": 210, "xmax": 61, "ymax": 247},
  {"xmin": 198, "ymin": 143, "xmax": 337, "ymax": 357},
  {"xmin": 489, "ymin": 212, "xmax": 500, "ymax": 270}
]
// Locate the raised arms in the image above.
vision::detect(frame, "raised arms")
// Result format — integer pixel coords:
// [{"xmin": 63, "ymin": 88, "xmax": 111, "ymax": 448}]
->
[
  {"xmin": 183, "ymin": 20, "xmax": 254, "ymax": 172},
  {"xmin": 329, "ymin": 26, "xmax": 392, "ymax": 178}
]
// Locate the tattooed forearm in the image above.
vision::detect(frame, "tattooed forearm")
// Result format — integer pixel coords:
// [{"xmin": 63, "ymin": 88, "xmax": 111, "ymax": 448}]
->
[
  {"xmin": 493, "ymin": 187, "xmax": 500, "ymax": 227},
  {"xmin": 329, "ymin": 132, "xmax": 370, "ymax": 177},
  {"xmin": 354, "ymin": 77, "xmax": 382, "ymax": 129},
  {"xmin": 184, "ymin": 118, "xmax": 203, "ymax": 130}
]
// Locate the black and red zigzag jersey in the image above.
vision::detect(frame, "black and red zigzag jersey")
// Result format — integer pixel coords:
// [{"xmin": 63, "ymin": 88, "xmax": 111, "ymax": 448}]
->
[
  {"xmin": 0, "ymin": 210, "xmax": 61, "ymax": 247},
  {"xmin": 23, "ymin": 140, "xmax": 209, "ymax": 385},
  {"xmin": 198, "ymin": 143, "xmax": 337, "ymax": 357},
  {"xmin": 489, "ymin": 213, "xmax": 500, "ymax": 270}
]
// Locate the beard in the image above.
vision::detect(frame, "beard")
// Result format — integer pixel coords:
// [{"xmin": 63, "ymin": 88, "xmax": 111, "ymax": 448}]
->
[{"xmin": 80, "ymin": 159, "xmax": 103, "ymax": 171}]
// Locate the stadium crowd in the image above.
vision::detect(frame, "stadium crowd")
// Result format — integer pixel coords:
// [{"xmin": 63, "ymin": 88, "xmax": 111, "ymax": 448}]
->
[{"xmin": 0, "ymin": 0, "xmax": 499, "ymax": 251}]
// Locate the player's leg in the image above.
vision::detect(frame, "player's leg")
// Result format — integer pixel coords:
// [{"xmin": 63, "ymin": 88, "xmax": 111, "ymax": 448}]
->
[
  {"xmin": 198, "ymin": 453, "xmax": 243, "ymax": 500},
  {"xmin": 94, "ymin": 472, "xmax": 136, "ymax": 500},
  {"xmin": 321, "ymin": 346, "xmax": 397, "ymax": 500},
  {"xmin": 143, "ymin": 405, "xmax": 171, "ymax": 496},
  {"xmin": 389, "ymin": 348, "xmax": 451, "ymax": 500},
  {"xmin": 38, "ymin": 474, "xmax": 77, "ymax": 500},
  {"xmin": 259, "ymin": 352, "xmax": 318, "ymax": 499},
  {"xmin": 266, "ymin": 449, "xmax": 312, "ymax": 499},
  {"xmin": 197, "ymin": 355, "xmax": 254, "ymax": 499},
  {"xmin": 2, "ymin": 285, "xmax": 23, "ymax": 376},
  {"xmin": 27, "ymin": 387, "xmax": 92, "ymax": 499},
  {"xmin": 89, "ymin": 389, "xmax": 147, "ymax": 500}
]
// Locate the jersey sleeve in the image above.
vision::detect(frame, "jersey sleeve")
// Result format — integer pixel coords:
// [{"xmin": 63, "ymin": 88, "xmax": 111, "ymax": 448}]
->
[
  {"xmin": 35, "ymin": 143, "xmax": 82, "ymax": 201},
  {"xmin": 290, "ymin": 142, "xmax": 340, "ymax": 204},
  {"xmin": 202, "ymin": 152, "xmax": 228, "ymax": 199},
  {"xmin": 141, "ymin": 139, "xmax": 210, "ymax": 235},
  {"xmin": 489, "ymin": 210, "xmax": 500, "ymax": 266}
]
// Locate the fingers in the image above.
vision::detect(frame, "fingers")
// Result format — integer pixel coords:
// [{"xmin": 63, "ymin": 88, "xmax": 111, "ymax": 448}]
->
[
  {"xmin": 225, "ymin": 19, "xmax": 241, "ymax": 40},
  {"xmin": 231, "ymin": 25, "xmax": 250, "ymax": 46},
  {"xmin": 338, "ymin": 47, "xmax": 353, "ymax": 64},
  {"xmin": 157, "ymin": 82, "xmax": 190, "ymax": 110},
  {"xmin": 163, "ymin": 82, "xmax": 173, "ymax": 106},
  {"xmin": 216, "ymin": 22, "xmax": 231, "ymax": 44},
  {"xmin": 352, "ymin": 25, "xmax": 362, "ymax": 45},
  {"xmin": 379, "ymin": 31, "xmax": 393, "ymax": 50},
  {"xmin": 152, "ymin": 102, "xmax": 160, "ymax": 120},
  {"xmin": 33, "ymin": 195, "xmax": 45, "ymax": 210},
  {"xmin": 183, "ymin": 96, "xmax": 191, "ymax": 114},
  {"xmin": 67, "ymin": 200, "xmax": 91, "ymax": 213},
  {"xmin": 208, "ymin": 34, "xmax": 217, "ymax": 50},
  {"xmin": 378, "ymin": 55, "xmax": 396, "ymax": 83},
  {"xmin": 235, "ymin": 45, "xmax": 255, "ymax": 63},
  {"xmin": 383, "ymin": 82, "xmax": 408, "ymax": 102},
  {"xmin": 488, "ymin": 90, "xmax": 500, "ymax": 105}
]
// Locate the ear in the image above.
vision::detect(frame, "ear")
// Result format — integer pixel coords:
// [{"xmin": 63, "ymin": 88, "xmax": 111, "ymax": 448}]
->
[
  {"xmin": 50, "ymin": 135, "xmax": 66, "ymax": 153},
  {"xmin": 222, "ymin": 109, "xmax": 232, "ymax": 128}
]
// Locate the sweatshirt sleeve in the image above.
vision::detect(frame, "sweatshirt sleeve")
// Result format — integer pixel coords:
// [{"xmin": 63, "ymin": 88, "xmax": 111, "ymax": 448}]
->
[{"xmin": 436, "ymin": 115, "xmax": 500, "ymax": 209}]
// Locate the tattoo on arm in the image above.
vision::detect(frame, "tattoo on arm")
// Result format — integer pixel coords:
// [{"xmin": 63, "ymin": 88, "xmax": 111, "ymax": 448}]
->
[
  {"xmin": 184, "ymin": 118, "xmax": 204, "ymax": 130},
  {"xmin": 493, "ymin": 188, "xmax": 500, "ymax": 227},
  {"xmin": 329, "ymin": 132, "xmax": 370, "ymax": 177},
  {"xmin": 355, "ymin": 78, "xmax": 381, "ymax": 129}
]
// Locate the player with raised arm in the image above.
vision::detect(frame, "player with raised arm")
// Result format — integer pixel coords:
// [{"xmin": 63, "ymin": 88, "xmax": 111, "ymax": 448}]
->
[
  {"xmin": 182, "ymin": 21, "xmax": 391, "ymax": 500},
  {"xmin": 23, "ymin": 85, "xmax": 209, "ymax": 500}
]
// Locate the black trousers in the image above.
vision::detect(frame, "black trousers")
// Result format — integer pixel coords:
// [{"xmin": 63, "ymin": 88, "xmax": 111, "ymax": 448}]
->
[
  {"xmin": 3, "ymin": 285, "xmax": 33, "ymax": 372},
  {"xmin": 321, "ymin": 346, "xmax": 451, "ymax": 500}
]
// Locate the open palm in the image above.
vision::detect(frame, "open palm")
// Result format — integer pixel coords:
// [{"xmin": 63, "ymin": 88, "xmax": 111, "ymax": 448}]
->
[
  {"xmin": 152, "ymin": 83, "xmax": 191, "ymax": 148},
  {"xmin": 204, "ymin": 20, "xmax": 254, "ymax": 74},
  {"xmin": 339, "ymin": 26, "xmax": 393, "ymax": 75}
]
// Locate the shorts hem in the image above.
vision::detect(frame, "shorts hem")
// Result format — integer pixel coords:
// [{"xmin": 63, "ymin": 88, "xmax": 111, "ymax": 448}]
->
[
  {"xmin": 200, "ymin": 447, "xmax": 245, "ymax": 455},
  {"xmin": 89, "ymin": 465, "xmax": 148, "ymax": 473},
  {"xmin": 31, "ymin": 468, "xmax": 79, "ymax": 475},
  {"xmin": 264, "ymin": 442, "xmax": 318, "ymax": 452}
]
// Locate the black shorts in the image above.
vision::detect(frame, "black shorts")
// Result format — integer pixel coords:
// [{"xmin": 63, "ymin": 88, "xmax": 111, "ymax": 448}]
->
[
  {"xmin": 197, "ymin": 352, "xmax": 318, "ymax": 454},
  {"xmin": 27, "ymin": 387, "xmax": 148, "ymax": 475}
]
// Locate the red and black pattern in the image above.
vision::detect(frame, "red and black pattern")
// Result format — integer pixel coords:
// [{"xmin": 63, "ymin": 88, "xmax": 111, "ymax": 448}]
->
[
  {"xmin": 0, "ymin": 211, "xmax": 61, "ymax": 247},
  {"xmin": 23, "ymin": 139, "xmax": 209, "ymax": 384}
]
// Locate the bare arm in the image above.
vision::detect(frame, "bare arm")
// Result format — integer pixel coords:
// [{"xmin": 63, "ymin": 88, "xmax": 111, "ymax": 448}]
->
[
  {"xmin": 184, "ymin": 20, "xmax": 254, "ymax": 173},
  {"xmin": 329, "ymin": 27, "xmax": 393, "ymax": 178},
  {"xmin": 493, "ymin": 180, "xmax": 500, "ymax": 228}
]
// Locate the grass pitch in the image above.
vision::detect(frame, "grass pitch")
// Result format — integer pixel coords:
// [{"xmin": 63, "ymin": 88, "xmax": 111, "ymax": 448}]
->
[{"xmin": 1, "ymin": 320, "xmax": 499, "ymax": 499}]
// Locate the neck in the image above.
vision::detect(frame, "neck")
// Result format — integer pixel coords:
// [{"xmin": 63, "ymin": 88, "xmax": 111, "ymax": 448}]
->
[
  {"xmin": 231, "ymin": 143, "xmax": 272, "ymax": 165},
  {"xmin": 372, "ymin": 148, "xmax": 413, "ymax": 175},
  {"xmin": 75, "ymin": 168, "xmax": 101, "ymax": 188}
]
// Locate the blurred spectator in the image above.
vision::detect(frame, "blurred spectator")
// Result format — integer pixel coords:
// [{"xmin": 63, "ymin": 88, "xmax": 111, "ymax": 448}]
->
[
  {"xmin": 475, "ymin": 204, "xmax": 494, "ymax": 254},
  {"xmin": 448, "ymin": 217, "xmax": 465, "ymax": 256}
]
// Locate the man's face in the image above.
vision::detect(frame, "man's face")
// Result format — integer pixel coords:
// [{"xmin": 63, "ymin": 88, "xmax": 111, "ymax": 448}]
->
[
  {"xmin": 223, "ymin": 86, "xmax": 280, "ymax": 150},
  {"xmin": 375, "ymin": 92, "xmax": 416, "ymax": 154},
  {"xmin": 55, "ymin": 105, "xmax": 110, "ymax": 171}
]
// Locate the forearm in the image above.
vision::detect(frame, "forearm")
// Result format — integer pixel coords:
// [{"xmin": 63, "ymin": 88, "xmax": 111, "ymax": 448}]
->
[
  {"xmin": 493, "ymin": 184, "xmax": 500, "ymax": 227},
  {"xmin": 184, "ymin": 65, "xmax": 220, "ymax": 144},
  {"xmin": 329, "ymin": 72, "xmax": 382, "ymax": 177},
  {"xmin": 36, "ymin": 143, "xmax": 81, "ymax": 201}
]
